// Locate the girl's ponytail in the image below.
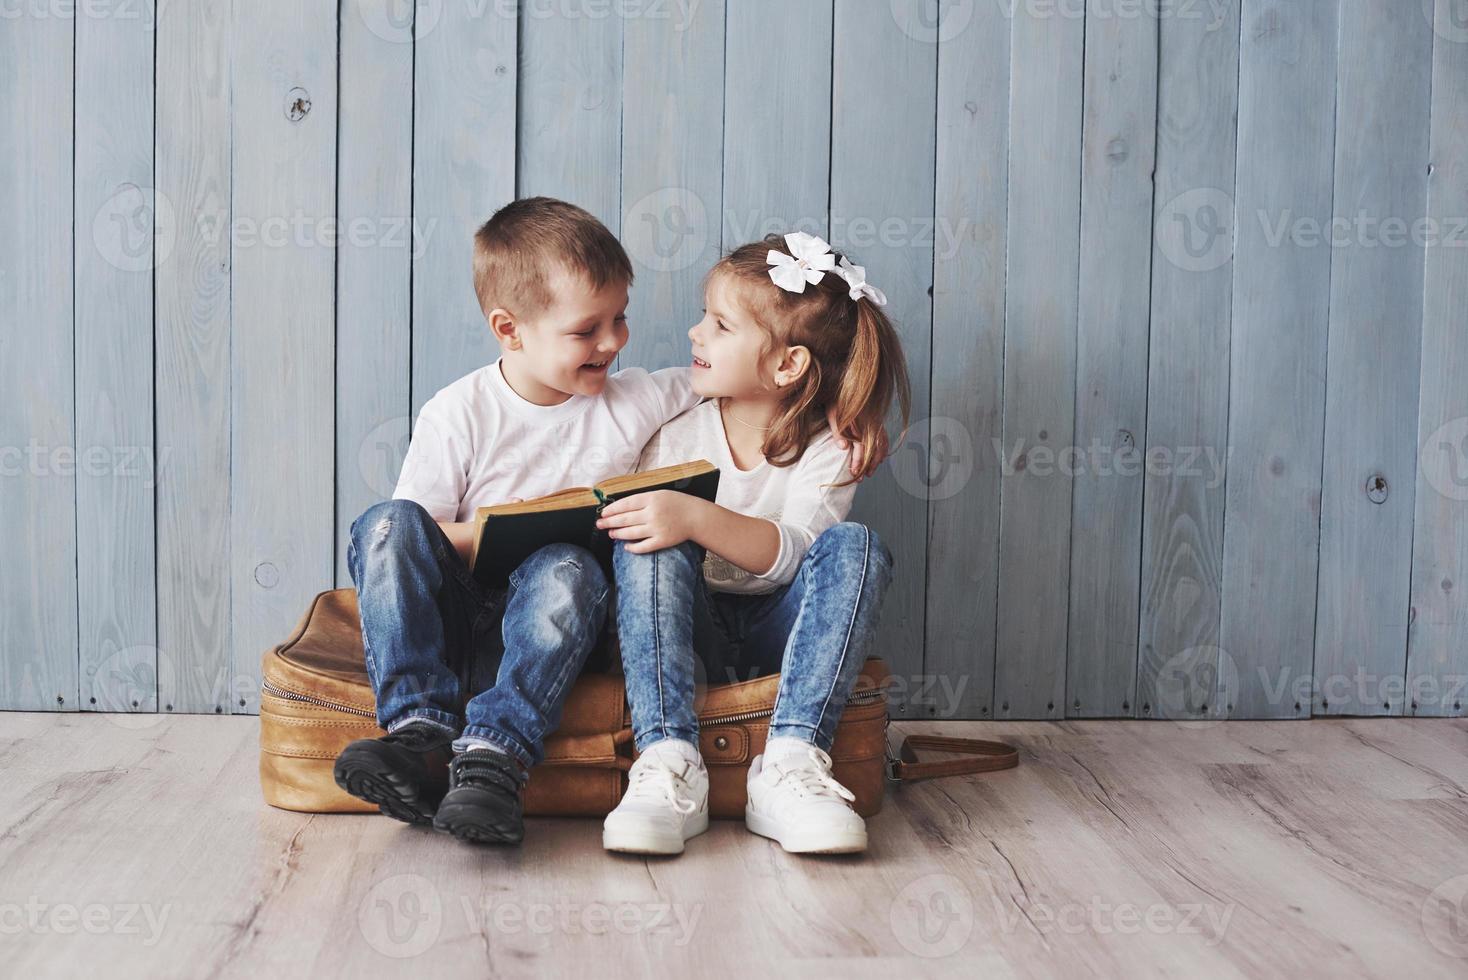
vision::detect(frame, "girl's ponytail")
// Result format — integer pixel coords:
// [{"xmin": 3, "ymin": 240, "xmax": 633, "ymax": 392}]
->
[{"xmin": 833, "ymin": 296, "xmax": 911, "ymax": 483}]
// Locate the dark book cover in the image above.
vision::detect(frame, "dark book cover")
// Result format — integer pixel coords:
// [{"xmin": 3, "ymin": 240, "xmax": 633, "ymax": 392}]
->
[{"xmin": 470, "ymin": 464, "xmax": 721, "ymax": 590}]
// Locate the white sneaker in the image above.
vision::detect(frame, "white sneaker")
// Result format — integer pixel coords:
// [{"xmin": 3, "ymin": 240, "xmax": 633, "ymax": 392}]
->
[
  {"xmin": 602, "ymin": 740, "xmax": 709, "ymax": 855},
  {"xmin": 745, "ymin": 742, "xmax": 868, "ymax": 854}
]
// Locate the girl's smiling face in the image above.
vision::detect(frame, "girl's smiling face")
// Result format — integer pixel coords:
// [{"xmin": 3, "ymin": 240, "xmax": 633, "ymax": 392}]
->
[{"xmin": 687, "ymin": 274, "xmax": 783, "ymax": 400}]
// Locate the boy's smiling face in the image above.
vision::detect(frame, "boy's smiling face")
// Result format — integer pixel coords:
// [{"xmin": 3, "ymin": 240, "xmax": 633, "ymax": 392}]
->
[{"xmin": 493, "ymin": 265, "xmax": 630, "ymax": 405}]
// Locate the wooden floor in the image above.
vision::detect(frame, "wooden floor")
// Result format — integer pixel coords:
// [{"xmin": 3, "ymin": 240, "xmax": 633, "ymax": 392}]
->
[{"xmin": 3, "ymin": 714, "xmax": 1467, "ymax": 978}]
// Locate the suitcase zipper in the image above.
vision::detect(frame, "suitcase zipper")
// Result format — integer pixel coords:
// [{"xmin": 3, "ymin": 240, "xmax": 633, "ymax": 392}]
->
[
  {"xmin": 261, "ymin": 679, "xmax": 376, "ymax": 719},
  {"xmin": 700, "ymin": 686, "xmax": 886, "ymax": 727},
  {"xmin": 260, "ymin": 679, "xmax": 886, "ymax": 726}
]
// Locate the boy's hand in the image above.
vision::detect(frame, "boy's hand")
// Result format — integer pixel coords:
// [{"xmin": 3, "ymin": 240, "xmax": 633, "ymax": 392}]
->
[
  {"xmin": 826, "ymin": 408, "xmax": 888, "ymax": 479},
  {"xmin": 595, "ymin": 490, "xmax": 701, "ymax": 554}
]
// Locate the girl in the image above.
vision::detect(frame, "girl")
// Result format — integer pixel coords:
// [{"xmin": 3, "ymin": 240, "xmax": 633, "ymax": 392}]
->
[{"xmin": 594, "ymin": 232, "xmax": 910, "ymax": 855}]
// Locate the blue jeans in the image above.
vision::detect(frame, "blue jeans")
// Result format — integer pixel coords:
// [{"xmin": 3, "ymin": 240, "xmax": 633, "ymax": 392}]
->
[
  {"xmin": 346, "ymin": 498, "xmax": 609, "ymax": 772},
  {"xmin": 612, "ymin": 522, "xmax": 895, "ymax": 754}
]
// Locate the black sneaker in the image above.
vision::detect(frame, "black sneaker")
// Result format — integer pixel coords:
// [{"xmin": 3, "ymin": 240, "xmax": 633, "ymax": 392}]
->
[
  {"xmin": 432, "ymin": 748, "xmax": 526, "ymax": 845},
  {"xmin": 333, "ymin": 721, "xmax": 456, "ymax": 826}
]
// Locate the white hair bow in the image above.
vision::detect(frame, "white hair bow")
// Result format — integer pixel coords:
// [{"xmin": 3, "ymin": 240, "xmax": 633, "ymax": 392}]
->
[
  {"xmin": 836, "ymin": 257, "xmax": 888, "ymax": 307},
  {"xmin": 766, "ymin": 232, "xmax": 837, "ymax": 294}
]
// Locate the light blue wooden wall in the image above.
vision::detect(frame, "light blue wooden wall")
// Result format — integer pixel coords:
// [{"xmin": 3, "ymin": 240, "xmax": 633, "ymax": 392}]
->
[{"xmin": 2, "ymin": 0, "xmax": 1465, "ymax": 722}]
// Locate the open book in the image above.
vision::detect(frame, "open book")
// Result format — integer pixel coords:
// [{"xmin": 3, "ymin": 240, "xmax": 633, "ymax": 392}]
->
[{"xmin": 469, "ymin": 460, "xmax": 721, "ymax": 588}]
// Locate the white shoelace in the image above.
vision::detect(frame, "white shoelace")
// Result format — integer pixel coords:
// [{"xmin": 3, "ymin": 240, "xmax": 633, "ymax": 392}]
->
[
  {"xmin": 770, "ymin": 746, "xmax": 857, "ymax": 803},
  {"xmin": 627, "ymin": 755, "xmax": 699, "ymax": 815}
]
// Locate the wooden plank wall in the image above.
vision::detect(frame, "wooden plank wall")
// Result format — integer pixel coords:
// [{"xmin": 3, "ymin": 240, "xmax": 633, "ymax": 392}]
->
[{"xmin": 1, "ymin": 0, "xmax": 1464, "ymax": 722}]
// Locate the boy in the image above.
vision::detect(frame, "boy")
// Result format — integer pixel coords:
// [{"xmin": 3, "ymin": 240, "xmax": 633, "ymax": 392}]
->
[
  {"xmin": 334, "ymin": 197, "xmax": 874, "ymax": 847},
  {"xmin": 334, "ymin": 197, "xmax": 701, "ymax": 846}
]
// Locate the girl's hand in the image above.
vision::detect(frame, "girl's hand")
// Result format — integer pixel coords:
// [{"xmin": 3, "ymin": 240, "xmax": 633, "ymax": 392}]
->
[
  {"xmin": 595, "ymin": 490, "xmax": 701, "ymax": 554},
  {"xmin": 826, "ymin": 408, "xmax": 888, "ymax": 479}
]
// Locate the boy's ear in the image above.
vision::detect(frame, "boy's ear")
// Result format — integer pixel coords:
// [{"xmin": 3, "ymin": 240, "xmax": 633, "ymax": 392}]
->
[
  {"xmin": 773, "ymin": 345, "xmax": 812, "ymax": 388},
  {"xmin": 488, "ymin": 308, "xmax": 521, "ymax": 350}
]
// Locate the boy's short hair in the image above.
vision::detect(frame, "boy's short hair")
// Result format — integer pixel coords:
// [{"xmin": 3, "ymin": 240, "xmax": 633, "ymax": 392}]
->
[{"xmin": 472, "ymin": 197, "xmax": 634, "ymax": 317}]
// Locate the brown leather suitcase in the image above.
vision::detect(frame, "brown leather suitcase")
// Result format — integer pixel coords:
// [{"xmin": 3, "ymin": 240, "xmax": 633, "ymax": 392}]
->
[{"xmin": 259, "ymin": 588, "xmax": 1017, "ymax": 819}]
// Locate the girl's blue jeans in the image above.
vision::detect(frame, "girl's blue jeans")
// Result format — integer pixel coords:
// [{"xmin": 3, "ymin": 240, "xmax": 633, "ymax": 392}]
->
[
  {"xmin": 612, "ymin": 522, "xmax": 895, "ymax": 755},
  {"xmin": 347, "ymin": 498, "xmax": 609, "ymax": 772}
]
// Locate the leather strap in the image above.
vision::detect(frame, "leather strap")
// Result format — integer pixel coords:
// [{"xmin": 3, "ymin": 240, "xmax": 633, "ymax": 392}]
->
[{"xmin": 889, "ymin": 734, "xmax": 1019, "ymax": 782}]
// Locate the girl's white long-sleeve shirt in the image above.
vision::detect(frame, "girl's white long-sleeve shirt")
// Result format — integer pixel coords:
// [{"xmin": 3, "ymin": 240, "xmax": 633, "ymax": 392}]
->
[{"xmin": 636, "ymin": 399, "xmax": 857, "ymax": 595}]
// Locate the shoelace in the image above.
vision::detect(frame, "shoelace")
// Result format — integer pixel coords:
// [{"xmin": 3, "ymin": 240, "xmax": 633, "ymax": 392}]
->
[
  {"xmin": 627, "ymin": 755, "xmax": 699, "ymax": 815},
  {"xmin": 770, "ymin": 746, "xmax": 856, "ymax": 803}
]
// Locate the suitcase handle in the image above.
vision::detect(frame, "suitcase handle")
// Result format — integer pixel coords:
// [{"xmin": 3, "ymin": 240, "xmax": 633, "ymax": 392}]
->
[{"xmin": 887, "ymin": 733, "xmax": 1019, "ymax": 782}]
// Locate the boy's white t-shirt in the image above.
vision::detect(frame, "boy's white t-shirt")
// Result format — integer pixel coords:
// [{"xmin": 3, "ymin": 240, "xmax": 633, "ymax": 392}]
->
[
  {"xmin": 393, "ymin": 358, "xmax": 701, "ymax": 522},
  {"xmin": 636, "ymin": 399, "xmax": 857, "ymax": 595}
]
